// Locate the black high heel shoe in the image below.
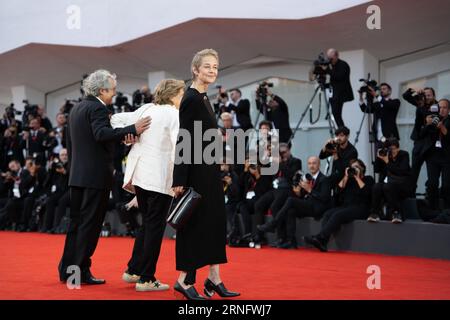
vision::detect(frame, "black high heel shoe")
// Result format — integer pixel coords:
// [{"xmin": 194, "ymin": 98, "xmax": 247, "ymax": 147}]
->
[
  {"xmin": 174, "ymin": 281, "xmax": 206, "ymax": 300},
  {"xmin": 204, "ymin": 278, "xmax": 240, "ymax": 298}
]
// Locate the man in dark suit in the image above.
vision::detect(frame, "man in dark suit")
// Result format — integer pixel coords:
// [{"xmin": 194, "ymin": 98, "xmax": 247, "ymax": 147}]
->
[
  {"xmin": 359, "ymin": 83, "xmax": 400, "ymax": 142},
  {"xmin": 326, "ymin": 48, "xmax": 354, "ymax": 128},
  {"xmin": 257, "ymin": 156, "xmax": 332, "ymax": 248},
  {"xmin": 226, "ymin": 89, "xmax": 253, "ymax": 131},
  {"xmin": 58, "ymin": 70, "xmax": 151, "ymax": 285}
]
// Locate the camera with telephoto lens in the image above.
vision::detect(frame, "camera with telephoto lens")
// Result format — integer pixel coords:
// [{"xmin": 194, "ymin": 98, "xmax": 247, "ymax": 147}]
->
[
  {"xmin": 378, "ymin": 138, "xmax": 394, "ymax": 157},
  {"xmin": 22, "ymin": 100, "xmax": 39, "ymax": 121},
  {"xmin": 358, "ymin": 73, "xmax": 379, "ymax": 94},
  {"xmin": 221, "ymin": 171, "xmax": 231, "ymax": 180},
  {"xmin": 292, "ymin": 171, "xmax": 313, "ymax": 187},
  {"xmin": 313, "ymin": 52, "xmax": 330, "ymax": 75}
]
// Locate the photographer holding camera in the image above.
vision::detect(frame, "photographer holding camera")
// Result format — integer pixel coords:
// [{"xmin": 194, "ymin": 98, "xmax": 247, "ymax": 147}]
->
[
  {"xmin": 253, "ymin": 143, "xmax": 302, "ymax": 245},
  {"xmin": 49, "ymin": 113, "xmax": 68, "ymax": 158},
  {"xmin": 323, "ymin": 49, "xmax": 354, "ymax": 127},
  {"xmin": 1, "ymin": 104, "xmax": 22, "ymax": 136},
  {"xmin": 319, "ymin": 126, "xmax": 358, "ymax": 190},
  {"xmin": 1, "ymin": 126, "xmax": 24, "ymax": 171},
  {"xmin": 20, "ymin": 118, "xmax": 48, "ymax": 166},
  {"xmin": 420, "ymin": 99, "xmax": 450, "ymax": 210},
  {"xmin": 256, "ymin": 83, "xmax": 292, "ymax": 144},
  {"xmin": 368, "ymin": 137, "xmax": 411, "ymax": 223},
  {"xmin": 216, "ymin": 88, "xmax": 253, "ymax": 131},
  {"xmin": 41, "ymin": 148, "xmax": 69, "ymax": 233},
  {"xmin": 304, "ymin": 159, "xmax": 374, "ymax": 252},
  {"xmin": 0, "ymin": 160, "xmax": 24, "ymax": 229},
  {"xmin": 257, "ymin": 156, "xmax": 331, "ymax": 249},
  {"xmin": 403, "ymin": 87, "xmax": 438, "ymax": 195},
  {"xmin": 359, "ymin": 82, "xmax": 400, "ymax": 142}
]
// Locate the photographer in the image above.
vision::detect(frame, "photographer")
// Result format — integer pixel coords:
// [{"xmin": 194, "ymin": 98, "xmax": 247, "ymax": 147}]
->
[
  {"xmin": 213, "ymin": 86, "xmax": 229, "ymax": 116},
  {"xmin": 319, "ymin": 126, "xmax": 358, "ymax": 190},
  {"xmin": 237, "ymin": 160, "xmax": 273, "ymax": 236},
  {"xmin": 1, "ymin": 126, "xmax": 24, "ymax": 171},
  {"xmin": 37, "ymin": 106, "xmax": 53, "ymax": 133},
  {"xmin": 420, "ymin": 99, "xmax": 450, "ymax": 210},
  {"xmin": 368, "ymin": 138, "xmax": 411, "ymax": 223},
  {"xmin": 403, "ymin": 87, "xmax": 438, "ymax": 194},
  {"xmin": 258, "ymin": 156, "xmax": 332, "ymax": 249},
  {"xmin": 325, "ymin": 49, "xmax": 354, "ymax": 127},
  {"xmin": 226, "ymin": 89, "xmax": 253, "ymax": 131},
  {"xmin": 256, "ymin": 84, "xmax": 292, "ymax": 144},
  {"xmin": 1, "ymin": 104, "xmax": 22, "ymax": 136},
  {"xmin": 20, "ymin": 118, "xmax": 48, "ymax": 165},
  {"xmin": 304, "ymin": 159, "xmax": 374, "ymax": 252},
  {"xmin": 220, "ymin": 162, "xmax": 241, "ymax": 236},
  {"xmin": 50, "ymin": 113, "xmax": 68, "ymax": 157},
  {"xmin": 359, "ymin": 82, "xmax": 400, "ymax": 142},
  {"xmin": 254, "ymin": 143, "xmax": 302, "ymax": 245},
  {"xmin": 0, "ymin": 160, "xmax": 24, "ymax": 229},
  {"xmin": 41, "ymin": 148, "xmax": 69, "ymax": 233}
]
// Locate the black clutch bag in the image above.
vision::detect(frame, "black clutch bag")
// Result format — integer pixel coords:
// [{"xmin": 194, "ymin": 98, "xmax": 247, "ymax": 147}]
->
[{"xmin": 167, "ymin": 187, "xmax": 202, "ymax": 229}]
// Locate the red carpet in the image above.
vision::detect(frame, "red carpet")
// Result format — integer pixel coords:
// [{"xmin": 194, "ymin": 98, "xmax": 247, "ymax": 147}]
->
[{"xmin": 0, "ymin": 231, "xmax": 449, "ymax": 300}]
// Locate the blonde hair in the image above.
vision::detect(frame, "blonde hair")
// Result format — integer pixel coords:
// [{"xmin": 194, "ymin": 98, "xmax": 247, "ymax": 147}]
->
[
  {"xmin": 191, "ymin": 49, "xmax": 219, "ymax": 80},
  {"xmin": 153, "ymin": 79, "xmax": 186, "ymax": 106},
  {"xmin": 221, "ymin": 112, "xmax": 232, "ymax": 120}
]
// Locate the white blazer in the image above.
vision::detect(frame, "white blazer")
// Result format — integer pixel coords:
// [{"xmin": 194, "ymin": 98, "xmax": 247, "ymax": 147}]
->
[{"xmin": 111, "ymin": 103, "xmax": 179, "ymax": 197}]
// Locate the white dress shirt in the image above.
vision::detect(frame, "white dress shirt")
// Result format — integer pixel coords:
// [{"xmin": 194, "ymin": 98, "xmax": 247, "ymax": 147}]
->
[{"xmin": 110, "ymin": 103, "xmax": 179, "ymax": 196}]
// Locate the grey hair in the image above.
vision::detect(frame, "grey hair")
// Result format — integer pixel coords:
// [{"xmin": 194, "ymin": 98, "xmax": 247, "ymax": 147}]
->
[{"xmin": 82, "ymin": 69, "xmax": 116, "ymax": 97}]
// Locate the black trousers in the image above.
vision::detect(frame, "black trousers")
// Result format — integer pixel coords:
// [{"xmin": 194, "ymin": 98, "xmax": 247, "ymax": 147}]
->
[
  {"xmin": 43, "ymin": 190, "xmax": 69, "ymax": 231},
  {"xmin": 285, "ymin": 197, "xmax": 317, "ymax": 240},
  {"xmin": 410, "ymin": 142, "xmax": 426, "ymax": 195},
  {"xmin": 318, "ymin": 205, "xmax": 368, "ymax": 242},
  {"xmin": 20, "ymin": 196, "xmax": 36, "ymax": 228},
  {"xmin": 59, "ymin": 187, "xmax": 109, "ymax": 279},
  {"xmin": 425, "ymin": 149, "xmax": 450, "ymax": 210},
  {"xmin": 371, "ymin": 182, "xmax": 409, "ymax": 218},
  {"xmin": 255, "ymin": 189, "xmax": 290, "ymax": 239},
  {"xmin": 329, "ymin": 98, "xmax": 345, "ymax": 128},
  {"xmin": 127, "ymin": 186, "xmax": 172, "ymax": 282}
]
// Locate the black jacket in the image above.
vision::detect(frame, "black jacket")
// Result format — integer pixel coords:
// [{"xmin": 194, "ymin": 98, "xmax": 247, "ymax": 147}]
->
[
  {"xmin": 257, "ymin": 95, "xmax": 293, "ymax": 143},
  {"xmin": 360, "ymin": 97, "xmax": 400, "ymax": 140},
  {"xmin": 319, "ymin": 142, "xmax": 358, "ymax": 186},
  {"xmin": 225, "ymin": 99, "xmax": 253, "ymax": 131},
  {"xmin": 274, "ymin": 156, "xmax": 302, "ymax": 189},
  {"xmin": 339, "ymin": 175, "xmax": 375, "ymax": 207},
  {"xmin": 304, "ymin": 172, "xmax": 332, "ymax": 215},
  {"xmin": 419, "ymin": 117, "xmax": 450, "ymax": 160},
  {"xmin": 67, "ymin": 95, "xmax": 136, "ymax": 189},
  {"xmin": 375, "ymin": 150, "xmax": 411, "ymax": 184},
  {"xmin": 328, "ymin": 59, "xmax": 354, "ymax": 103}
]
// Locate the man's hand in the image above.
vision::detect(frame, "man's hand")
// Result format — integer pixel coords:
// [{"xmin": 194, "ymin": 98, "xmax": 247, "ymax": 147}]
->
[
  {"xmin": 425, "ymin": 115, "xmax": 433, "ymax": 126},
  {"xmin": 300, "ymin": 180, "xmax": 313, "ymax": 193},
  {"xmin": 293, "ymin": 185, "xmax": 302, "ymax": 196},
  {"xmin": 126, "ymin": 196, "xmax": 139, "ymax": 209},
  {"xmin": 123, "ymin": 134, "xmax": 138, "ymax": 145},
  {"xmin": 377, "ymin": 151, "xmax": 389, "ymax": 164},
  {"xmin": 223, "ymin": 176, "xmax": 232, "ymax": 186},
  {"xmin": 368, "ymin": 87, "xmax": 377, "ymax": 98},
  {"xmin": 56, "ymin": 167, "xmax": 66, "ymax": 175},
  {"xmin": 172, "ymin": 186, "xmax": 185, "ymax": 198},
  {"xmin": 22, "ymin": 131, "xmax": 30, "ymax": 140},
  {"xmin": 135, "ymin": 116, "xmax": 152, "ymax": 135}
]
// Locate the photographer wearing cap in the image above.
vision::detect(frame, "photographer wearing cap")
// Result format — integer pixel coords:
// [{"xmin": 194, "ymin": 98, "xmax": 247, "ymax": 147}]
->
[
  {"xmin": 359, "ymin": 82, "xmax": 400, "ymax": 142},
  {"xmin": 368, "ymin": 138, "xmax": 411, "ymax": 224},
  {"xmin": 304, "ymin": 159, "xmax": 374, "ymax": 252},
  {"xmin": 319, "ymin": 126, "xmax": 358, "ymax": 192},
  {"xmin": 257, "ymin": 156, "xmax": 331, "ymax": 249},
  {"xmin": 403, "ymin": 87, "xmax": 438, "ymax": 195},
  {"xmin": 420, "ymin": 99, "xmax": 450, "ymax": 210}
]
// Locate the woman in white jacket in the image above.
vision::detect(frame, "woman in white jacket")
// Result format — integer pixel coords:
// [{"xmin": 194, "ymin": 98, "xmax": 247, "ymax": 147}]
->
[{"xmin": 110, "ymin": 79, "xmax": 185, "ymax": 292}]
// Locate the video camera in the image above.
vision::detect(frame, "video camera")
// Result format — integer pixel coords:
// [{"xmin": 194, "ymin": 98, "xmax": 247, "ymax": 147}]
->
[
  {"xmin": 312, "ymin": 52, "xmax": 330, "ymax": 77},
  {"xmin": 358, "ymin": 73, "xmax": 379, "ymax": 94},
  {"xmin": 427, "ymin": 104, "xmax": 442, "ymax": 126},
  {"xmin": 256, "ymin": 81, "xmax": 274, "ymax": 103},
  {"xmin": 22, "ymin": 100, "xmax": 39, "ymax": 121},
  {"xmin": 5, "ymin": 103, "xmax": 22, "ymax": 118}
]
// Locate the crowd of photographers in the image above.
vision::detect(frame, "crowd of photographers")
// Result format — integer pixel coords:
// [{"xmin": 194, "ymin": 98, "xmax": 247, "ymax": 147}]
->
[{"xmin": 0, "ymin": 63, "xmax": 449, "ymax": 253}]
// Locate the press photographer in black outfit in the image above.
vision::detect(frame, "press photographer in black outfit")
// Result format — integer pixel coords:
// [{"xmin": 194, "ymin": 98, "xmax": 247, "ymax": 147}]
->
[
  {"xmin": 217, "ymin": 88, "xmax": 253, "ymax": 131},
  {"xmin": 256, "ymin": 85, "xmax": 292, "ymax": 144},
  {"xmin": 367, "ymin": 137, "xmax": 411, "ymax": 223},
  {"xmin": 420, "ymin": 99, "xmax": 450, "ymax": 210},
  {"xmin": 319, "ymin": 126, "xmax": 358, "ymax": 191},
  {"xmin": 359, "ymin": 83, "xmax": 400, "ymax": 142},
  {"xmin": 304, "ymin": 159, "xmax": 374, "ymax": 252},
  {"xmin": 325, "ymin": 49, "xmax": 354, "ymax": 127},
  {"xmin": 258, "ymin": 156, "xmax": 331, "ymax": 249},
  {"xmin": 403, "ymin": 87, "xmax": 438, "ymax": 195},
  {"xmin": 253, "ymin": 143, "xmax": 302, "ymax": 245},
  {"xmin": 41, "ymin": 148, "xmax": 69, "ymax": 233}
]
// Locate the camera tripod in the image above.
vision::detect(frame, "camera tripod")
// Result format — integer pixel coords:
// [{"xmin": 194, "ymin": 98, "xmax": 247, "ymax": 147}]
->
[{"xmin": 287, "ymin": 79, "xmax": 338, "ymax": 174}]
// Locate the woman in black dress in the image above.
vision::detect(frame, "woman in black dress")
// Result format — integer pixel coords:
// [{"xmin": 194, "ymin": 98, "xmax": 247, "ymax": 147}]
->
[{"xmin": 172, "ymin": 49, "xmax": 240, "ymax": 300}]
